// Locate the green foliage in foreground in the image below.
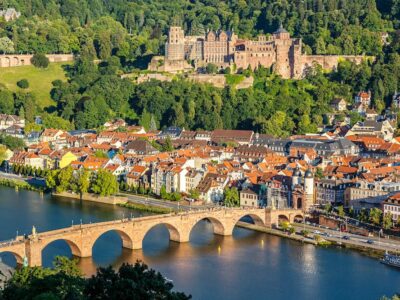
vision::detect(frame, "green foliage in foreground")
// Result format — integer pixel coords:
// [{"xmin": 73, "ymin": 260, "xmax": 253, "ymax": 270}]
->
[
  {"xmin": 380, "ymin": 295, "xmax": 400, "ymax": 300},
  {"xmin": 0, "ymin": 256, "xmax": 191, "ymax": 300}
]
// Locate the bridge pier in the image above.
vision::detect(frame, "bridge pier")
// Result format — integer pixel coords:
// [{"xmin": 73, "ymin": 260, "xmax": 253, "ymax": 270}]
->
[
  {"xmin": 26, "ymin": 242, "xmax": 42, "ymax": 267},
  {"xmin": 170, "ymin": 230, "xmax": 190, "ymax": 243}
]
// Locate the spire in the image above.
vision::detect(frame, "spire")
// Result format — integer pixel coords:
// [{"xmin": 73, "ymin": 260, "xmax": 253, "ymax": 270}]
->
[{"xmin": 274, "ymin": 22, "xmax": 289, "ymax": 34}]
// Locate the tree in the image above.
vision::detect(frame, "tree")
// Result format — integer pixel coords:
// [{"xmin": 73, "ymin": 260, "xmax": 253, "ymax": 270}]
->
[
  {"xmin": 369, "ymin": 208, "xmax": 382, "ymax": 226},
  {"xmin": 46, "ymin": 170, "xmax": 59, "ymax": 191},
  {"xmin": 0, "ymin": 135, "xmax": 25, "ymax": 150},
  {"xmin": 76, "ymin": 169, "xmax": 90, "ymax": 197},
  {"xmin": 31, "ymin": 53, "xmax": 50, "ymax": 68},
  {"xmin": 1, "ymin": 258, "xmax": 190, "ymax": 300},
  {"xmin": 189, "ymin": 189, "xmax": 200, "ymax": 200},
  {"xmin": 42, "ymin": 114, "xmax": 74, "ymax": 131},
  {"xmin": 223, "ymin": 187, "xmax": 239, "ymax": 207},
  {"xmin": 1, "ymin": 256, "xmax": 84, "ymax": 300},
  {"xmin": 0, "ymin": 89, "xmax": 14, "ymax": 115},
  {"xmin": 382, "ymin": 212, "xmax": 393, "ymax": 230},
  {"xmin": 324, "ymin": 203, "xmax": 332, "ymax": 215},
  {"xmin": 56, "ymin": 166, "xmax": 74, "ymax": 193},
  {"xmin": 0, "ymin": 145, "xmax": 8, "ymax": 166},
  {"xmin": 205, "ymin": 63, "xmax": 218, "ymax": 74},
  {"xmin": 280, "ymin": 221, "xmax": 290, "ymax": 232},
  {"xmin": 160, "ymin": 185, "xmax": 167, "ymax": 199},
  {"xmin": 315, "ymin": 167, "xmax": 324, "ymax": 179},
  {"xmin": 94, "ymin": 150, "xmax": 108, "ymax": 158},
  {"xmin": 358, "ymin": 208, "xmax": 368, "ymax": 223},
  {"xmin": 161, "ymin": 137, "xmax": 174, "ymax": 152},
  {"xmin": 16, "ymin": 79, "xmax": 29, "ymax": 89},
  {"xmin": 91, "ymin": 169, "xmax": 119, "ymax": 196},
  {"xmin": 0, "ymin": 37, "xmax": 14, "ymax": 53},
  {"xmin": 337, "ymin": 205, "xmax": 345, "ymax": 218},
  {"xmin": 85, "ymin": 261, "xmax": 191, "ymax": 299}
]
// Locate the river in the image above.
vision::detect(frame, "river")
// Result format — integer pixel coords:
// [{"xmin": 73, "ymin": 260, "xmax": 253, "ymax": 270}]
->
[{"xmin": 0, "ymin": 187, "xmax": 399, "ymax": 299}]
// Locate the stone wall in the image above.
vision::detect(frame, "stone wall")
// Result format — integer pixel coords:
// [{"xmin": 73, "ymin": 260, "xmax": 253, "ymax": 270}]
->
[
  {"xmin": 187, "ymin": 74, "xmax": 254, "ymax": 89},
  {"xmin": 302, "ymin": 55, "xmax": 371, "ymax": 73},
  {"xmin": 53, "ymin": 191, "xmax": 127, "ymax": 205},
  {"xmin": 0, "ymin": 54, "xmax": 74, "ymax": 68}
]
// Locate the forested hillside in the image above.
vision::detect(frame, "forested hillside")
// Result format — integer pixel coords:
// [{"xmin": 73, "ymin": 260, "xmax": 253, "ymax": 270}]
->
[
  {"xmin": 1, "ymin": 1, "xmax": 400, "ymax": 137},
  {"xmin": 0, "ymin": 0, "xmax": 397, "ymax": 59}
]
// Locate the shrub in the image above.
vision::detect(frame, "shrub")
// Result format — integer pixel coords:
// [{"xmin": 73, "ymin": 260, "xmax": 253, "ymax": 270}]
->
[
  {"xmin": 16, "ymin": 79, "xmax": 29, "ymax": 89},
  {"xmin": 31, "ymin": 53, "xmax": 50, "ymax": 68}
]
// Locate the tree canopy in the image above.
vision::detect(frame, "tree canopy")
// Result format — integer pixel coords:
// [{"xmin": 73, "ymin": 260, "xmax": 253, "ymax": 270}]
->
[{"xmin": 0, "ymin": 257, "xmax": 191, "ymax": 300}]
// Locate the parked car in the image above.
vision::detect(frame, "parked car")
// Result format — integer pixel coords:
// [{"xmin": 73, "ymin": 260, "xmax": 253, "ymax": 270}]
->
[{"xmin": 343, "ymin": 236, "xmax": 350, "ymax": 240}]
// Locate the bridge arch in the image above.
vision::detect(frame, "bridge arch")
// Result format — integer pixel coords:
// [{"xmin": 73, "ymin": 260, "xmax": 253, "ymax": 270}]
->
[
  {"xmin": 40, "ymin": 238, "xmax": 82, "ymax": 258},
  {"xmin": 234, "ymin": 213, "xmax": 265, "ymax": 227},
  {"xmin": 278, "ymin": 214, "xmax": 290, "ymax": 224},
  {"xmin": 292, "ymin": 214, "xmax": 304, "ymax": 223},
  {"xmin": 189, "ymin": 216, "xmax": 227, "ymax": 237},
  {"xmin": 91, "ymin": 228, "xmax": 134, "ymax": 253},
  {"xmin": 143, "ymin": 222, "xmax": 182, "ymax": 244},
  {"xmin": 0, "ymin": 250, "xmax": 23, "ymax": 265}
]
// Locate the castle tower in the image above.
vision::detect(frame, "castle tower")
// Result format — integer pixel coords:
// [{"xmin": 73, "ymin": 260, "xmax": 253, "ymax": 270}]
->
[
  {"xmin": 273, "ymin": 25, "xmax": 292, "ymax": 79},
  {"xmin": 303, "ymin": 169, "xmax": 315, "ymax": 212},
  {"xmin": 166, "ymin": 26, "xmax": 185, "ymax": 61}
]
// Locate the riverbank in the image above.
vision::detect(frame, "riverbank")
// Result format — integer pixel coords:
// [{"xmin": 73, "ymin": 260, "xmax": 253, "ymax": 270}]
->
[
  {"xmin": 118, "ymin": 202, "xmax": 172, "ymax": 214},
  {"xmin": 236, "ymin": 221, "xmax": 318, "ymax": 245},
  {"xmin": 0, "ymin": 178, "xmax": 43, "ymax": 192},
  {"xmin": 52, "ymin": 191, "xmax": 127, "ymax": 205},
  {"xmin": 238, "ymin": 221, "xmax": 394, "ymax": 258}
]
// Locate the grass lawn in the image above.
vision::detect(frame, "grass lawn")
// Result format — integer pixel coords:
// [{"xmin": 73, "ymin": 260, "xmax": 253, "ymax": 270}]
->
[{"xmin": 0, "ymin": 62, "xmax": 70, "ymax": 108}]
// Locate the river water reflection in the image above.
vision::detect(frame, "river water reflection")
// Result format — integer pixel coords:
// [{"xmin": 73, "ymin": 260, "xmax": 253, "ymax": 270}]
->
[{"xmin": 0, "ymin": 187, "xmax": 399, "ymax": 299}]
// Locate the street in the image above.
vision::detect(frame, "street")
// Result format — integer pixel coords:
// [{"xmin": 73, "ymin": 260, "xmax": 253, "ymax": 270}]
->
[
  {"xmin": 119, "ymin": 192, "xmax": 216, "ymax": 211},
  {"xmin": 293, "ymin": 222, "xmax": 400, "ymax": 253}
]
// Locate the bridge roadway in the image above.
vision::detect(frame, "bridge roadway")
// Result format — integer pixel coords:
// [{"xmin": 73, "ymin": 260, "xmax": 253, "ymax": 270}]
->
[{"xmin": 0, "ymin": 207, "xmax": 303, "ymax": 267}]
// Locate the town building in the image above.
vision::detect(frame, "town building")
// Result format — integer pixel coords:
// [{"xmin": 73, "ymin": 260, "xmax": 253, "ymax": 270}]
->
[
  {"xmin": 330, "ymin": 98, "xmax": 347, "ymax": 112},
  {"xmin": 383, "ymin": 193, "xmax": 400, "ymax": 223},
  {"xmin": 240, "ymin": 184, "xmax": 267, "ymax": 208},
  {"xmin": 355, "ymin": 91, "xmax": 372, "ymax": 107},
  {"xmin": 0, "ymin": 114, "xmax": 25, "ymax": 130},
  {"xmin": 315, "ymin": 179, "xmax": 354, "ymax": 205},
  {"xmin": 346, "ymin": 120, "xmax": 395, "ymax": 141},
  {"xmin": 344, "ymin": 180, "xmax": 400, "ymax": 210}
]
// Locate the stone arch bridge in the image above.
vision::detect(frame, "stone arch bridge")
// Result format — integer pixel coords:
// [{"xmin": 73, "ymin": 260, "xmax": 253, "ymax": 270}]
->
[{"xmin": 0, "ymin": 208, "xmax": 303, "ymax": 267}]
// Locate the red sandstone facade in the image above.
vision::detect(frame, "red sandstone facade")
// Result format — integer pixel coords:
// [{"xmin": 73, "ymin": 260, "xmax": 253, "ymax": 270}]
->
[{"xmin": 150, "ymin": 25, "xmax": 368, "ymax": 79}]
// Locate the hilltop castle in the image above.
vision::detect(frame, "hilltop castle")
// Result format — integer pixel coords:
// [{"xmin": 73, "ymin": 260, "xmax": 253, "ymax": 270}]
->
[{"xmin": 149, "ymin": 25, "xmax": 367, "ymax": 79}]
